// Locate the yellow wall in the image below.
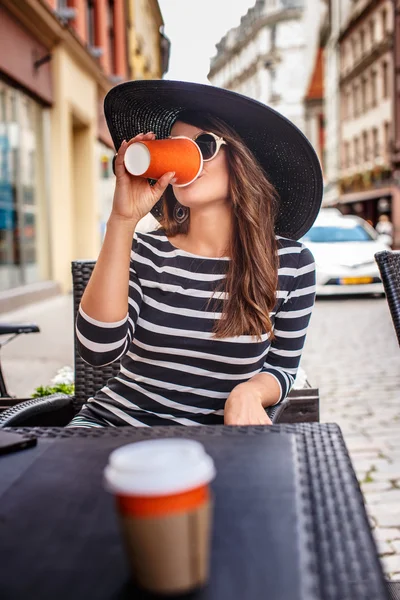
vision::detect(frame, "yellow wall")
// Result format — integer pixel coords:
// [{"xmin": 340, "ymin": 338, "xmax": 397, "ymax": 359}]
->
[
  {"xmin": 128, "ymin": 0, "xmax": 163, "ymax": 79},
  {"xmin": 49, "ymin": 44, "xmax": 100, "ymax": 292}
]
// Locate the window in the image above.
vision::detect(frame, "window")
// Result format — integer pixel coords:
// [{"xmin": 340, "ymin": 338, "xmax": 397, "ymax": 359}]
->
[
  {"xmin": 341, "ymin": 93, "xmax": 347, "ymax": 120},
  {"xmin": 354, "ymin": 137, "xmax": 359, "ymax": 165},
  {"xmin": 371, "ymin": 70, "xmax": 378, "ymax": 106},
  {"xmin": 10, "ymin": 91, "xmax": 17, "ymax": 122},
  {"xmin": 0, "ymin": 89, "xmax": 6, "ymax": 122},
  {"xmin": 0, "ymin": 88, "xmax": 7, "ymax": 181},
  {"xmin": 86, "ymin": 0, "xmax": 96, "ymax": 47},
  {"xmin": 382, "ymin": 61, "xmax": 389, "ymax": 98},
  {"xmin": 358, "ymin": 84, "xmax": 363, "ymax": 115},
  {"xmin": 353, "ymin": 83, "xmax": 359, "ymax": 116},
  {"xmin": 344, "ymin": 47, "xmax": 348, "ymax": 72},
  {"xmin": 346, "ymin": 88, "xmax": 352, "ymax": 119},
  {"xmin": 362, "ymin": 130, "xmax": 369, "ymax": 162},
  {"xmin": 382, "ymin": 8, "xmax": 388, "ymax": 36},
  {"xmin": 0, "ymin": 83, "xmax": 44, "ymax": 290},
  {"xmin": 22, "ymin": 97, "xmax": 33, "ymax": 130},
  {"xmin": 361, "ymin": 77, "xmax": 368, "ymax": 112},
  {"xmin": 344, "ymin": 141, "xmax": 350, "ymax": 168},
  {"xmin": 360, "ymin": 29, "xmax": 365, "ymax": 56},
  {"xmin": 340, "ymin": 47, "xmax": 345, "ymax": 72},
  {"xmin": 384, "ymin": 121, "xmax": 391, "ymax": 156},
  {"xmin": 372, "ymin": 128, "xmax": 379, "ymax": 158},
  {"xmin": 270, "ymin": 24, "xmax": 276, "ymax": 47},
  {"xmin": 11, "ymin": 148, "xmax": 18, "ymax": 183},
  {"xmin": 351, "ymin": 37, "xmax": 358, "ymax": 64},
  {"xmin": 369, "ymin": 19, "xmax": 375, "ymax": 46},
  {"xmin": 28, "ymin": 150, "xmax": 35, "ymax": 185}
]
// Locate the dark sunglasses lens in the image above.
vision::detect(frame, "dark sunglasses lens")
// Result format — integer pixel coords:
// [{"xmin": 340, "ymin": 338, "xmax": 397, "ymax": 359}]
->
[{"xmin": 196, "ymin": 134, "xmax": 217, "ymax": 160}]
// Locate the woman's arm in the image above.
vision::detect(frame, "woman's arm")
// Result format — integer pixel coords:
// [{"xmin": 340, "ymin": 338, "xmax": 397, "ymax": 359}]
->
[
  {"xmin": 76, "ymin": 132, "xmax": 175, "ymax": 367},
  {"xmin": 80, "ymin": 216, "xmax": 138, "ymax": 323},
  {"xmin": 81, "ymin": 132, "xmax": 174, "ymax": 323},
  {"xmin": 223, "ymin": 374, "xmax": 279, "ymax": 425},
  {"xmin": 75, "ymin": 219, "xmax": 143, "ymax": 367}
]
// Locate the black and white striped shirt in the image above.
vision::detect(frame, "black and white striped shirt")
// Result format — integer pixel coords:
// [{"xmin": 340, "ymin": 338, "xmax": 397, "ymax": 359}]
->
[{"xmin": 69, "ymin": 229, "xmax": 315, "ymax": 427}]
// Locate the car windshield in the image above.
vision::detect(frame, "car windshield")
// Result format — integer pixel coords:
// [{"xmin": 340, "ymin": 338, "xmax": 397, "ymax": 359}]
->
[{"xmin": 303, "ymin": 224, "xmax": 375, "ymax": 243}]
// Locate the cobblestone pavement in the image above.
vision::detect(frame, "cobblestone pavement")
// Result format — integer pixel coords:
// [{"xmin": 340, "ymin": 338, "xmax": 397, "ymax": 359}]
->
[
  {"xmin": 301, "ymin": 294, "xmax": 400, "ymax": 580},
  {"xmin": 2, "ymin": 293, "xmax": 400, "ymax": 579}
]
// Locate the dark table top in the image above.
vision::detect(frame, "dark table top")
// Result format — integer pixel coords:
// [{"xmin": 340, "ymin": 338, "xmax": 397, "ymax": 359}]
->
[{"xmin": 0, "ymin": 424, "xmax": 389, "ymax": 600}]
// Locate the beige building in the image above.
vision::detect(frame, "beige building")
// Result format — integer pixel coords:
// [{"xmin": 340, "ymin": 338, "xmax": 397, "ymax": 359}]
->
[
  {"xmin": 0, "ymin": 0, "xmax": 168, "ymax": 309},
  {"xmin": 128, "ymin": 0, "xmax": 168, "ymax": 79},
  {"xmin": 0, "ymin": 0, "xmax": 122, "ymax": 305},
  {"xmin": 208, "ymin": 0, "xmax": 325, "ymax": 136},
  {"xmin": 49, "ymin": 45, "xmax": 106, "ymax": 293},
  {"xmin": 321, "ymin": 0, "xmax": 351, "ymax": 208},
  {"xmin": 338, "ymin": 0, "xmax": 396, "ymax": 230},
  {"xmin": 304, "ymin": 47, "xmax": 325, "ymax": 174}
]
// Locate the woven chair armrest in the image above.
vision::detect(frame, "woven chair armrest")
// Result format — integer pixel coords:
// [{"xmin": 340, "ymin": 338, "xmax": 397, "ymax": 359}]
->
[
  {"xmin": 266, "ymin": 397, "xmax": 290, "ymax": 423},
  {"xmin": 0, "ymin": 394, "xmax": 75, "ymax": 428},
  {"xmin": 375, "ymin": 250, "xmax": 400, "ymax": 346}
]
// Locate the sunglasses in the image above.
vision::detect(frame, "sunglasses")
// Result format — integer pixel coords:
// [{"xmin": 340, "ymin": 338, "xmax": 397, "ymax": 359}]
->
[{"xmin": 170, "ymin": 131, "xmax": 227, "ymax": 162}]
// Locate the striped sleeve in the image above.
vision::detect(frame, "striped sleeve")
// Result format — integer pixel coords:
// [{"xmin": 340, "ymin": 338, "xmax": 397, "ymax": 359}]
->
[
  {"xmin": 75, "ymin": 236, "xmax": 143, "ymax": 367},
  {"xmin": 261, "ymin": 245, "xmax": 316, "ymax": 403}
]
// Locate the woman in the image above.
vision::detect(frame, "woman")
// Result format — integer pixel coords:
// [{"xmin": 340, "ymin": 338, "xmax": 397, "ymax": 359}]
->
[{"xmin": 69, "ymin": 80, "xmax": 322, "ymax": 428}]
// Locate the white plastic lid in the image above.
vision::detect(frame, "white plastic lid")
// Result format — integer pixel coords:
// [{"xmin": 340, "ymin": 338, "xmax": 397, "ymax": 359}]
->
[
  {"xmin": 104, "ymin": 439, "xmax": 216, "ymax": 496},
  {"xmin": 124, "ymin": 143, "xmax": 151, "ymax": 176}
]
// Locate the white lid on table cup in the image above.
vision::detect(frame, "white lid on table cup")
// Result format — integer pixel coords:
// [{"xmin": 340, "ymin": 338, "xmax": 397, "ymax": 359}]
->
[{"xmin": 104, "ymin": 439, "xmax": 216, "ymax": 496}]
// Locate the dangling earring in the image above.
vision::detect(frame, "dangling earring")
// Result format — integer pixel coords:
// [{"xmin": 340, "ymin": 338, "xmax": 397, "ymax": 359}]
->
[{"xmin": 173, "ymin": 202, "xmax": 189, "ymax": 224}]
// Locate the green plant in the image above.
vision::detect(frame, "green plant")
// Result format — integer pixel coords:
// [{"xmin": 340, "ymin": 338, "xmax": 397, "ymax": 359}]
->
[
  {"xmin": 32, "ymin": 366, "xmax": 74, "ymax": 397},
  {"xmin": 32, "ymin": 382, "xmax": 75, "ymax": 398}
]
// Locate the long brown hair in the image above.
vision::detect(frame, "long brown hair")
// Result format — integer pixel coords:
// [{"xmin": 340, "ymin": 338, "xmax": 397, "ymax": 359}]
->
[{"xmin": 159, "ymin": 111, "xmax": 279, "ymax": 340}]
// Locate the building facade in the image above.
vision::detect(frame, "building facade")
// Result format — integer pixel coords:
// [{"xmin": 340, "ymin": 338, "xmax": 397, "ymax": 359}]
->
[
  {"xmin": 0, "ymin": 0, "xmax": 167, "ymax": 307},
  {"xmin": 128, "ymin": 0, "xmax": 169, "ymax": 80},
  {"xmin": 208, "ymin": 0, "xmax": 324, "ymax": 135},
  {"xmin": 304, "ymin": 46, "xmax": 325, "ymax": 174},
  {"xmin": 337, "ymin": 0, "xmax": 399, "ymax": 245},
  {"xmin": 319, "ymin": 0, "xmax": 351, "ymax": 207}
]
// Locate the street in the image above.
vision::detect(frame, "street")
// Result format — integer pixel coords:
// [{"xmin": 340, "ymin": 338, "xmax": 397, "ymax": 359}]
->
[
  {"xmin": 1, "ymin": 293, "xmax": 400, "ymax": 578},
  {"xmin": 302, "ymin": 294, "xmax": 400, "ymax": 579}
]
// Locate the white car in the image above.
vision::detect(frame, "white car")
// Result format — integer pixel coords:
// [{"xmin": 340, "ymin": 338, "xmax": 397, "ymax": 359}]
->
[{"xmin": 300, "ymin": 213, "xmax": 390, "ymax": 296}]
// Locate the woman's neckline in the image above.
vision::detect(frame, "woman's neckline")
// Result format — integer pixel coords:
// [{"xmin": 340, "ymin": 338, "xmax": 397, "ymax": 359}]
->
[{"xmin": 162, "ymin": 233, "xmax": 230, "ymax": 261}]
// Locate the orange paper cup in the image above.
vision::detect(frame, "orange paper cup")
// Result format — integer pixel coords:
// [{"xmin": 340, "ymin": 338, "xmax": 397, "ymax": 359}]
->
[{"xmin": 123, "ymin": 137, "xmax": 203, "ymax": 187}]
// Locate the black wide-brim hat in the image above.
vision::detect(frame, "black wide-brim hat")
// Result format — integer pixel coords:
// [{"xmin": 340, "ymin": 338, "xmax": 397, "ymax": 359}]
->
[{"xmin": 104, "ymin": 80, "xmax": 323, "ymax": 240}]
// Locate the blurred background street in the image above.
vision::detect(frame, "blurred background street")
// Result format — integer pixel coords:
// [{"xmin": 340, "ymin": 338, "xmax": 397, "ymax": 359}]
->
[{"xmin": 0, "ymin": 0, "xmax": 399, "ymax": 582}]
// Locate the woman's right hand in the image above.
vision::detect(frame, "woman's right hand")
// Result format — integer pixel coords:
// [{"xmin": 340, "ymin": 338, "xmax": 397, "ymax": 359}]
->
[{"xmin": 111, "ymin": 132, "xmax": 176, "ymax": 224}]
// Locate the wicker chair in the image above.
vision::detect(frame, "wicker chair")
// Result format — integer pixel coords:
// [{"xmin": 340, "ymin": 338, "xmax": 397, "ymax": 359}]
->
[
  {"xmin": 375, "ymin": 250, "xmax": 400, "ymax": 346},
  {"xmin": 0, "ymin": 261, "xmax": 320, "ymax": 427}
]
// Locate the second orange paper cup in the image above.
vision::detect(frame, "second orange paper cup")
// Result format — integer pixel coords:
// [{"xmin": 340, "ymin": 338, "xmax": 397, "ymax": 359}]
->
[{"xmin": 123, "ymin": 136, "xmax": 203, "ymax": 187}]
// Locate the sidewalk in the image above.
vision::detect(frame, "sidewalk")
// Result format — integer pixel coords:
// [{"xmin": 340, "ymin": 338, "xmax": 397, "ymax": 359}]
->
[{"xmin": 0, "ymin": 295, "xmax": 74, "ymax": 398}]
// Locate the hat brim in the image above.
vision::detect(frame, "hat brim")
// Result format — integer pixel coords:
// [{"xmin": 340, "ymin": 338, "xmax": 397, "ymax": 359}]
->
[{"xmin": 104, "ymin": 80, "xmax": 323, "ymax": 240}]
